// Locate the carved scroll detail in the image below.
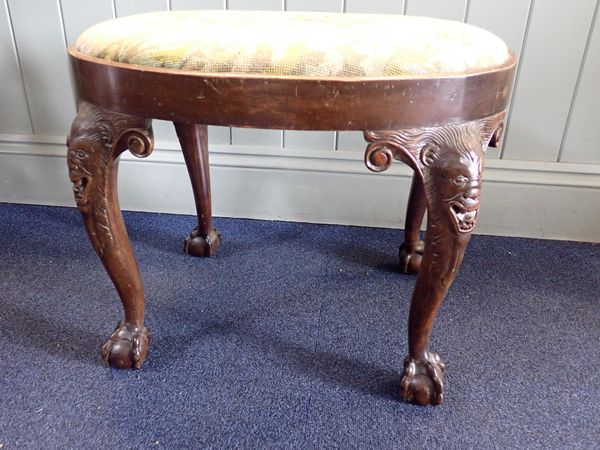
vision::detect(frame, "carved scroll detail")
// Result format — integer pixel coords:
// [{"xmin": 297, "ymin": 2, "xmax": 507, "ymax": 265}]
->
[
  {"xmin": 364, "ymin": 113, "xmax": 505, "ymax": 176},
  {"xmin": 67, "ymin": 102, "xmax": 154, "ymax": 255}
]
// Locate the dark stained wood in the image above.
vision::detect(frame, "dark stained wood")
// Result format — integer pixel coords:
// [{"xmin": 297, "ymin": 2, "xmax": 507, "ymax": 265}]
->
[
  {"xmin": 399, "ymin": 174, "xmax": 426, "ymax": 275},
  {"xmin": 66, "ymin": 30, "xmax": 516, "ymax": 406},
  {"xmin": 67, "ymin": 101, "xmax": 153, "ymax": 369},
  {"xmin": 174, "ymin": 123, "xmax": 221, "ymax": 257},
  {"xmin": 69, "ymin": 47, "xmax": 517, "ymax": 131},
  {"xmin": 364, "ymin": 112, "xmax": 505, "ymax": 405}
]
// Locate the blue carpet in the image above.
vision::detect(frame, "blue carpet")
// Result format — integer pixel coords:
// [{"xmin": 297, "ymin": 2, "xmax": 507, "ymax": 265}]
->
[{"xmin": 1, "ymin": 202, "xmax": 599, "ymax": 449}]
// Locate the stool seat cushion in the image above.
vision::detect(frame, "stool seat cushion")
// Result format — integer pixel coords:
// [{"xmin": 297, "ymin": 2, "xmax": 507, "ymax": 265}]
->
[{"xmin": 75, "ymin": 11, "xmax": 510, "ymax": 79}]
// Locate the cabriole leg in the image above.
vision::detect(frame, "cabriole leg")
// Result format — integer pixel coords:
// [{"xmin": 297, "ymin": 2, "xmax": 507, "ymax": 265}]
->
[
  {"xmin": 67, "ymin": 101, "xmax": 154, "ymax": 369},
  {"xmin": 400, "ymin": 163, "xmax": 479, "ymax": 406},
  {"xmin": 364, "ymin": 112, "xmax": 504, "ymax": 405},
  {"xmin": 174, "ymin": 123, "xmax": 220, "ymax": 257},
  {"xmin": 399, "ymin": 174, "xmax": 426, "ymax": 274}
]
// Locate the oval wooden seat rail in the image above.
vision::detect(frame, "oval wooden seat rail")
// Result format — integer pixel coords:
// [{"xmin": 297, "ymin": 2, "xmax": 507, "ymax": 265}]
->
[{"xmin": 70, "ymin": 47, "xmax": 516, "ymax": 131}]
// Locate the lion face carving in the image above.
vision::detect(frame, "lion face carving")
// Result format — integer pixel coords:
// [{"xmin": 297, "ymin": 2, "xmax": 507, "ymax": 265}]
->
[
  {"xmin": 68, "ymin": 145, "xmax": 93, "ymax": 207},
  {"xmin": 420, "ymin": 141, "xmax": 483, "ymax": 234},
  {"xmin": 67, "ymin": 136, "xmax": 112, "ymax": 212}
]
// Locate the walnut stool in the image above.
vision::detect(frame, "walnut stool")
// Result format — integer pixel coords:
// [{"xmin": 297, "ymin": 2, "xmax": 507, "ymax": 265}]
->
[{"xmin": 66, "ymin": 11, "xmax": 516, "ymax": 406}]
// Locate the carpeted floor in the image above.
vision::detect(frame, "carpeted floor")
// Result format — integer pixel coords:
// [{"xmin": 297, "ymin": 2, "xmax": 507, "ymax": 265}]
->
[{"xmin": 1, "ymin": 202, "xmax": 599, "ymax": 449}]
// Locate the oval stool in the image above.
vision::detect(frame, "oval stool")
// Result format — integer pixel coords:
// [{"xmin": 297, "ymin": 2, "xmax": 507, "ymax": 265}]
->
[{"xmin": 66, "ymin": 10, "xmax": 516, "ymax": 406}]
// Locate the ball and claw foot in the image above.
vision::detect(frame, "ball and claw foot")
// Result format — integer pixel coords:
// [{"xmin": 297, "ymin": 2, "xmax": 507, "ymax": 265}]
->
[
  {"xmin": 101, "ymin": 321, "xmax": 151, "ymax": 369},
  {"xmin": 400, "ymin": 352, "xmax": 446, "ymax": 406},
  {"xmin": 184, "ymin": 227, "xmax": 221, "ymax": 257},
  {"xmin": 398, "ymin": 240, "xmax": 425, "ymax": 274}
]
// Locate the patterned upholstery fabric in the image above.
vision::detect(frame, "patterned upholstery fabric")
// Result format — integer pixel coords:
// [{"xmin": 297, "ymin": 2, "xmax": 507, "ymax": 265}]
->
[{"xmin": 75, "ymin": 11, "xmax": 510, "ymax": 78}]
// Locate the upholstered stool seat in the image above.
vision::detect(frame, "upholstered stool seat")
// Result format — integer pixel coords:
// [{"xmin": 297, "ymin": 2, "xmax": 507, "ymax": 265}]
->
[
  {"xmin": 66, "ymin": 10, "xmax": 516, "ymax": 406},
  {"xmin": 76, "ymin": 11, "xmax": 510, "ymax": 77}
]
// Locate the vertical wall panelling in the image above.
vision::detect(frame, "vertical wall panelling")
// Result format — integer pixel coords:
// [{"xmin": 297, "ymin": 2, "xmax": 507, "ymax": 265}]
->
[
  {"xmin": 502, "ymin": 0, "xmax": 597, "ymax": 161},
  {"xmin": 113, "ymin": 0, "xmax": 178, "ymax": 144},
  {"xmin": 170, "ymin": 0, "xmax": 231, "ymax": 144},
  {"xmin": 467, "ymin": 0, "xmax": 530, "ymax": 55},
  {"xmin": 7, "ymin": 0, "xmax": 75, "ymax": 136},
  {"xmin": 171, "ymin": 0, "xmax": 224, "ymax": 9},
  {"xmin": 0, "ymin": 0, "xmax": 32, "ymax": 134},
  {"xmin": 335, "ymin": 131, "xmax": 365, "ymax": 152},
  {"xmin": 227, "ymin": 0, "xmax": 280, "ymax": 10},
  {"xmin": 59, "ymin": 0, "xmax": 113, "ymax": 44},
  {"xmin": 283, "ymin": 0, "xmax": 342, "ymax": 150},
  {"xmin": 284, "ymin": 131, "xmax": 337, "ymax": 150},
  {"xmin": 229, "ymin": 0, "xmax": 283, "ymax": 147},
  {"xmin": 560, "ymin": 2, "xmax": 600, "ymax": 163},
  {"xmin": 462, "ymin": 0, "xmax": 470, "ymax": 21},
  {"xmin": 337, "ymin": 0, "xmax": 408, "ymax": 152},
  {"xmin": 114, "ymin": 0, "xmax": 166, "ymax": 16},
  {"xmin": 344, "ymin": 0, "xmax": 404, "ymax": 14},
  {"xmin": 286, "ymin": 0, "xmax": 341, "ymax": 12},
  {"xmin": 404, "ymin": 0, "xmax": 468, "ymax": 21},
  {"xmin": 467, "ymin": 0, "xmax": 532, "ymax": 159}
]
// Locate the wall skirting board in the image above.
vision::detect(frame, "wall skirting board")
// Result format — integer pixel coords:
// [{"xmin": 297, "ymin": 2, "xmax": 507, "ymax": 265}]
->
[{"xmin": 2, "ymin": 135, "xmax": 600, "ymax": 243}]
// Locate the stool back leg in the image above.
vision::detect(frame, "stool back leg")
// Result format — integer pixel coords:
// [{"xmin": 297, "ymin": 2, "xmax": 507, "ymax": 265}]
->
[
  {"xmin": 174, "ymin": 123, "xmax": 221, "ymax": 257},
  {"xmin": 399, "ymin": 174, "xmax": 427, "ymax": 274},
  {"xmin": 67, "ymin": 101, "xmax": 154, "ymax": 369}
]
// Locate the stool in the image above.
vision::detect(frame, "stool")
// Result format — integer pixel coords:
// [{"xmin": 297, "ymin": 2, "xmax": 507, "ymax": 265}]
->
[{"xmin": 66, "ymin": 11, "xmax": 516, "ymax": 406}]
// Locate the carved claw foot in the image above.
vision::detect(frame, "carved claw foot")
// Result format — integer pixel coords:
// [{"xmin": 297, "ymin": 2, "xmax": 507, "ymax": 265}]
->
[
  {"xmin": 184, "ymin": 227, "xmax": 221, "ymax": 257},
  {"xmin": 398, "ymin": 240, "xmax": 425, "ymax": 274},
  {"xmin": 101, "ymin": 321, "xmax": 151, "ymax": 369},
  {"xmin": 400, "ymin": 352, "xmax": 446, "ymax": 406}
]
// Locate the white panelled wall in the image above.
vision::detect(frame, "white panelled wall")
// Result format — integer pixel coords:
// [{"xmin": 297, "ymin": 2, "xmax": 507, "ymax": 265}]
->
[{"xmin": 1, "ymin": 0, "xmax": 599, "ymax": 241}]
